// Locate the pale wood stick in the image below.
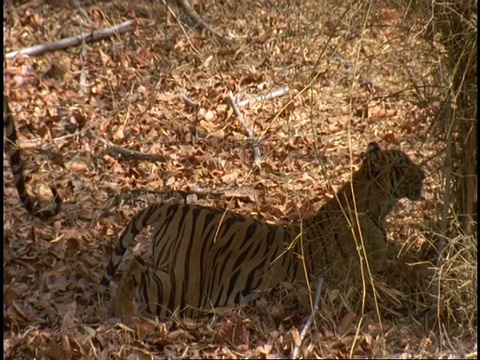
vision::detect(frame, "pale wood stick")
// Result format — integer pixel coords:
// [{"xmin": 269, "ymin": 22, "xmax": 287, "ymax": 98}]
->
[
  {"xmin": 291, "ymin": 276, "xmax": 325, "ymax": 359},
  {"xmin": 237, "ymin": 86, "xmax": 289, "ymax": 107},
  {"xmin": 227, "ymin": 91, "xmax": 262, "ymax": 166},
  {"xmin": 6, "ymin": 20, "xmax": 133, "ymax": 59}
]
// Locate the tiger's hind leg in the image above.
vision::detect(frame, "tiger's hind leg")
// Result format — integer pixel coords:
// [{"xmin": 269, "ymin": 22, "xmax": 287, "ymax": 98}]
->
[{"xmin": 114, "ymin": 256, "xmax": 173, "ymax": 319}]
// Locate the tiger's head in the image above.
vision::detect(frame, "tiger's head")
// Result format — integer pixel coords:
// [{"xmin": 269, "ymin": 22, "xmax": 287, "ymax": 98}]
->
[{"xmin": 362, "ymin": 142, "xmax": 425, "ymax": 201}]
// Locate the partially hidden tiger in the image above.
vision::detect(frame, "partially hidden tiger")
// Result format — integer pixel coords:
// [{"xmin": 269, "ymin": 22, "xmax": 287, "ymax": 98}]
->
[
  {"xmin": 3, "ymin": 94, "xmax": 62, "ymax": 219},
  {"xmin": 94, "ymin": 142, "xmax": 425, "ymax": 318}
]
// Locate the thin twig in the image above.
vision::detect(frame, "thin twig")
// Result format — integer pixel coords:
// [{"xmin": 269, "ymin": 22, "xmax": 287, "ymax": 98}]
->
[
  {"xmin": 227, "ymin": 91, "xmax": 262, "ymax": 166},
  {"xmin": 163, "ymin": 0, "xmax": 201, "ymax": 56},
  {"xmin": 439, "ymin": 102, "xmax": 454, "ymax": 266},
  {"xmin": 6, "ymin": 20, "xmax": 133, "ymax": 58},
  {"xmin": 236, "ymin": 86, "xmax": 290, "ymax": 107},
  {"xmin": 291, "ymin": 276, "xmax": 324, "ymax": 359},
  {"xmin": 180, "ymin": 90, "xmax": 197, "ymax": 108},
  {"xmin": 69, "ymin": 0, "xmax": 94, "ymax": 26},
  {"xmin": 175, "ymin": 0, "xmax": 236, "ymax": 47}
]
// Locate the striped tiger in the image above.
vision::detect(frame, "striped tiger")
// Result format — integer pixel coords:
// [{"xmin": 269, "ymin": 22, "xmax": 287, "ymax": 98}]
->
[
  {"xmin": 3, "ymin": 94, "xmax": 62, "ymax": 219},
  {"xmin": 95, "ymin": 142, "xmax": 425, "ymax": 318}
]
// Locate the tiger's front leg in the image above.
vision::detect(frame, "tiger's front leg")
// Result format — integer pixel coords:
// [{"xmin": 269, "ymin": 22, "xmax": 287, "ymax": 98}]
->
[{"xmin": 114, "ymin": 256, "xmax": 172, "ymax": 319}]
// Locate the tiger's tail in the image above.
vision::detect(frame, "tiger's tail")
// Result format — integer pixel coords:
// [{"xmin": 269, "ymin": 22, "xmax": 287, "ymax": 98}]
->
[{"xmin": 4, "ymin": 95, "xmax": 62, "ymax": 219}]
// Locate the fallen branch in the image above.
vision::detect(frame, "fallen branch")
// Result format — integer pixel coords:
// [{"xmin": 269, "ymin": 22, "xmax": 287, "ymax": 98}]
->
[
  {"xmin": 237, "ymin": 86, "xmax": 290, "ymax": 107},
  {"xmin": 6, "ymin": 20, "xmax": 133, "ymax": 59},
  {"xmin": 174, "ymin": 0, "xmax": 236, "ymax": 47},
  {"xmin": 109, "ymin": 147, "xmax": 166, "ymax": 162},
  {"xmin": 92, "ymin": 133, "xmax": 166, "ymax": 163},
  {"xmin": 291, "ymin": 276, "xmax": 324, "ymax": 359},
  {"xmin": 227, "ymin": 91, "xmax": 262, "ymax": 166}
]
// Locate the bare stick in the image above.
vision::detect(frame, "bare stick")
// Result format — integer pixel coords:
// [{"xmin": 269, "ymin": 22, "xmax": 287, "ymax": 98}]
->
[
  {"xmin": 78, "ymin": 42, "xmax": 88, "ymax": 96},
  {"xmin": 174, "ymin": 0, "xmax": 236, "ymax": 47},
  {"xmin": 237, "ymin": 86, "xmax": 290, "ymax": 107},
  {"xmin": 291, "ymin": 276, "xmax": 324, "ymax": 359},
  {"xmin": 164, "ymin": 1, "xmax": 201, "ymax": 55},
  {"xmin": 92, "ymin": 133, "xmax": 166, "ymax": 163},
  {"xmin": 109, "ymin": 147, "xmax": 166, "ymax": 162},
  {"xmin": 439, "ymin": 103, "xmax": 454, "ymax": 264},
  {"xmin": 6, "ymin": 20, "xmax": 133, "ymax": 59},
  {"xmin": 227, "ymin": 92, "xmax": 262, "ymax": 166}
]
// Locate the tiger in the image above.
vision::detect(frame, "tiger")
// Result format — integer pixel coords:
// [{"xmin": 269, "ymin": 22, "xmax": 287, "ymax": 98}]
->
[
  {"xmin": 95, "ymin": 141, "xmax": 425, "ymax": 319},
  {"xmin": 3, "ymin": 94, "xmax": 62, "ymax": 219}
]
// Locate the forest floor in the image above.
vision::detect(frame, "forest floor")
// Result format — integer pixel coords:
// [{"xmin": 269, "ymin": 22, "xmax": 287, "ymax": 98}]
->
[{"xmin": 4, "ymin": 0, "xmax": 477, "ymax": 358}]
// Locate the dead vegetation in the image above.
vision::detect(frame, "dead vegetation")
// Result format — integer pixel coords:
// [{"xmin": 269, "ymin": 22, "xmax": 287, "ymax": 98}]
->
[{"xmin": 3, "ymin": 0, "xmax": 476, "ymax": 358}]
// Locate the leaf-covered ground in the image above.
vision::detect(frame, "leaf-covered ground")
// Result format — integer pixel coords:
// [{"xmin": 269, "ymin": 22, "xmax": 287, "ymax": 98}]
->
[{"xmin": 4, "ymin": 0, "xmax": 477, "ymax": 359}]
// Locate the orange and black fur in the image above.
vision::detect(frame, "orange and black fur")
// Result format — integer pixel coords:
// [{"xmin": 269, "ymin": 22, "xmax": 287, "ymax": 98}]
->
[{"xmin": 95, "ymin": 142, "xmax": 425, "ymax": 318}]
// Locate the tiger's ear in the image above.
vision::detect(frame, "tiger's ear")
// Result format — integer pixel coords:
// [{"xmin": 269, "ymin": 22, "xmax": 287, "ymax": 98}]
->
[{"xmin": 365, "ymin": 142, "xmax": 381, "ymax": 177}]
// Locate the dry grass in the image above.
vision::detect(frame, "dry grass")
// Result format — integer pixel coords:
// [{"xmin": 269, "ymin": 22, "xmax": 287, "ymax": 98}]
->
[{"xmin": 3, "ymin": 0, "xmax": 476, "ymax": 358}]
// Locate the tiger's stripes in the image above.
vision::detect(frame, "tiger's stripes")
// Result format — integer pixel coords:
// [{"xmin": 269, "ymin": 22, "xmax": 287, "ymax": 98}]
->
[
  {"xmin": 4, "ymin": 95, "xmax": 62, "ymax": 219},
  {"xmin": 98, "ymin": 203, "xmax": 303, "ymax": 317},
  {"xmin": 95, "ymin": 142, "xmax": 425, "ymax": 318}
]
